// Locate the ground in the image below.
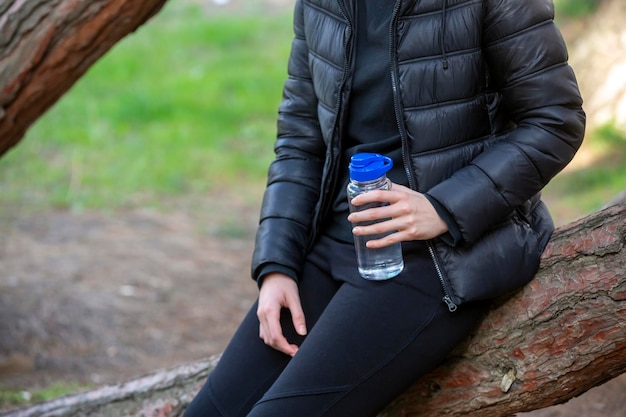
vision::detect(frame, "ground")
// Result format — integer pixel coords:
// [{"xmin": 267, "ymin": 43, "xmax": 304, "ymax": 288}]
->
[{"xmin": 0, "ymin": 193, "xmax": 261, "ymax": 393}]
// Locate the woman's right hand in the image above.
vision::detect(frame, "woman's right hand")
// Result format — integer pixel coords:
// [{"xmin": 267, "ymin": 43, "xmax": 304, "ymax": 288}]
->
[{"xmin": 257, "ymin": 273, "xmax": 307, "ymax": 357}]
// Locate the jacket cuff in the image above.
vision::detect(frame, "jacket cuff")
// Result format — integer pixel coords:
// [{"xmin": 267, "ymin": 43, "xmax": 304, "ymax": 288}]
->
[
  {"xmin": 255, "ymin": 263, "xmax": 299, "ymax": 288},
  {"xmin": 424, "ymin": 193, "xmax": 462, "ymax": 246}
]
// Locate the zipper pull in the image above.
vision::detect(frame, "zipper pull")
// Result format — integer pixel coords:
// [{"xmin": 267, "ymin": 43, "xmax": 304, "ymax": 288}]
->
[{"xmin": 443, "ymin": 295, "xmax": 458, "ymax": 313}]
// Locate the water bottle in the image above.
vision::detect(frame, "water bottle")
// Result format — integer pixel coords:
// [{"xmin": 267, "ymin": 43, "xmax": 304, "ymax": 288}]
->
[{"xmin": 347, "ymin": 153, "xmax": 404, "ymax": 280}]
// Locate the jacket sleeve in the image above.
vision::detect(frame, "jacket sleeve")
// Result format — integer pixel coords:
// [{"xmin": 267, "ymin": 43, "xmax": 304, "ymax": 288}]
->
[
  {"xmin": 426, "ymin": 0, "xmax": 585, "ymax": 244},
  {"xmin": 250, "ymin": 0, "xmax": 326, "ymax": 282}
]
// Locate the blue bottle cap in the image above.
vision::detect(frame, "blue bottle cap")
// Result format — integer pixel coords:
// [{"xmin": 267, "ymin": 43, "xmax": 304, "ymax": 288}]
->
[{"xmin": 349, "ymin": 153, "xmax": 393, "ymax": 182}]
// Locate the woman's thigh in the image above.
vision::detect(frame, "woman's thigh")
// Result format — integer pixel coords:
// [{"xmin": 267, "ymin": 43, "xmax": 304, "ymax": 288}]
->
[
  {"xmin": 184, "ymin": 237, "xmax": 489, "ymax": 417},
  {"xmin": 247, "ymin": 240, "xmax": 490, "ymax": 417}
]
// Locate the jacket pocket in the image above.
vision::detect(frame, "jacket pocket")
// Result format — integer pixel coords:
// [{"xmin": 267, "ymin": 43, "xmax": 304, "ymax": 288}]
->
[{"xmin": 434, "ymin": 200, "xmax": 554, "ymax": 306}]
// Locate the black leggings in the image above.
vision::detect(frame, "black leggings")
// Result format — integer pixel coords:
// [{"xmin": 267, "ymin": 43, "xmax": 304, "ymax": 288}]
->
[{"xmin": 183, "ymin": 235, "xmax": 489, "ymax": 417}]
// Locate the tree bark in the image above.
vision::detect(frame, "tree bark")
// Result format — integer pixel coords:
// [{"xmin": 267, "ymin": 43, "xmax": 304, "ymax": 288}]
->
[
  {"xmin": 3, "ymin": 202, "xmax": 624, "ymax": 417},
  {"xmin": 380, "ymin": 201, "xmax": 626, "ymax": 416},
  {"xmin": 0, "ymin": 0, "xmax": 169, "ymax": 157}
]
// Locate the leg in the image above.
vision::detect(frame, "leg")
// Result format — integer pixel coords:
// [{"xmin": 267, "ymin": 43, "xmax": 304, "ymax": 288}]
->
[
  {"xmin": 246, "ymin": 239, "xmax": 489, "ymax": 417},
  {"xmin": 183, "ymin": 256, "xmax": 341, "ymax": 417}
]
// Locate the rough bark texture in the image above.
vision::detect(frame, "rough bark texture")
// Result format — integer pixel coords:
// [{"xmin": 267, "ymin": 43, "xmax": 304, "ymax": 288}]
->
[
  {"xmin": 380, "ymin": 201, "xmax": 626, "ymax": 416},
  {"xmin": 2, "ymin": 202, "xmax": 624, "ymax": 417},
  {"xmin": 0, "ymin": 0, "xmax": 169, "ymax": 157}
]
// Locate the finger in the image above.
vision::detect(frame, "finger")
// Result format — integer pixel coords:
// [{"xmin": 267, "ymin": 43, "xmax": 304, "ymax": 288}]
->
[
  {"xmin": 353, "ymin": 217, "xmax": 424, "ymax": 245},
  {"xmin": 352, "ymin": 213, "xmax": 407, "ymax": 234},
  {"xmin": 286, "ymin": 293, "xmax": 307, "ymax": 336},
  {"xmin": 266, "ymin": 331, "xmax": 299, "ymax": 357},
  {"xmin": 350, "ymin": 189, "xmax": 402, "ymax": 206},
  {"xmin": 270, "ymin": 335, "xmax": 299, "ymax": 357},
  {"xmin": 264, "ymin": 306, "xmax": 299, "ymax": 356},
  {"xmin": 348, "ymin": 205, "xmax": 395, "ymax": 224},
  {"xmin": 364, "ymin": 231, "xmax": 406, "ymax": 248}
]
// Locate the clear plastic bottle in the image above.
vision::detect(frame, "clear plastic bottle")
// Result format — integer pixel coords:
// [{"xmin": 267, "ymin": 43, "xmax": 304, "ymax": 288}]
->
[{"xmin": 347, "ymin": 153, "xmax": 404, "ymax": 280}]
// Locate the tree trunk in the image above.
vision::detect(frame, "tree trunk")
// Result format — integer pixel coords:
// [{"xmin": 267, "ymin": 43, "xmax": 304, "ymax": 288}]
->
[
  {"xmin": 3, "ymin": 202, "xmax": 624, "ymax": 417},
  {"xmin": 0, "ymin": 0, "xmax": 169, "ymax": 157},
  {"xmin": 380, "ymin": 201, "xmax": 626, "ymax": 416}
]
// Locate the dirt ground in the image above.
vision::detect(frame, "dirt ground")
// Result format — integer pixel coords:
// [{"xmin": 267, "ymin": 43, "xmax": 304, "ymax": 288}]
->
[{"xmin": 0, "ymin": 193, "xmax": 262, "ymax": 392}]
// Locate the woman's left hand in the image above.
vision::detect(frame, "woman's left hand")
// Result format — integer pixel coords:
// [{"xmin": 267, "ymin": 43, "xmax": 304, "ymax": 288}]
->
[{"xmin": 347, "ymin": 183, "xmax": 448, "ymax": 248}]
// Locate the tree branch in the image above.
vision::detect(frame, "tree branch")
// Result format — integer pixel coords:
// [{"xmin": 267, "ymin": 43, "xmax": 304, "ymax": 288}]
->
[
  {"xmin": 0, "ymin": 0, "xmax": 169, "ymax": 157},
  {"xmin": 381, "ymin": 201, "xmax": 626, "ymax": 416}
]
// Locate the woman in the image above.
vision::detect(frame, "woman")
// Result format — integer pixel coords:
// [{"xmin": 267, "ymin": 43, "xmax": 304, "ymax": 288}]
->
[{"xmin": 184, "ymin": 0, "xmax": 585, "ymax": 416}]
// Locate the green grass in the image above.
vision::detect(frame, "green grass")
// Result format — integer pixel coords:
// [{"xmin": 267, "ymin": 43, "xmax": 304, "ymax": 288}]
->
[
  {"xmin": 0, "ymin": 382, "xmax": 87, "ymax": 409},
  {"xmin": 555, "ymin": 0, "xmax": 600, "ymax": 19},
  {"xmin": 543, "ymin": 123, "xmax": 626, "ymax": 225},
  {"xmin": 0, "ymin": 3, "xmax": 292, "ymax": 211}
]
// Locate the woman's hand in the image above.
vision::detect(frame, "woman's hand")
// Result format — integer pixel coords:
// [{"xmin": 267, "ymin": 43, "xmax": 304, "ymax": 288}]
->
[
  {"xmin": 257, "ymin": 273, "xmax": 307, "ymax": 357},
  {"xmin": 347, "ymin": 183, "xmax": 448, "ymax": 248}
]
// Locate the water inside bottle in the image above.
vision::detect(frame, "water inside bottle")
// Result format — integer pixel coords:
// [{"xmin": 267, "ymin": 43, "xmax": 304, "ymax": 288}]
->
[
  {"xmin": 353, "ymin": 231, "xmax": 404, "ymax": 279},
  {"xmin": 349, "ymin": 201, "xmax": 404, "ymax": 280}
]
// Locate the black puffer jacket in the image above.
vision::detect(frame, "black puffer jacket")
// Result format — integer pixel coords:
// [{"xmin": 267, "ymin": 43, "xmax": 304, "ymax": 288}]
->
[{"xmin": 252, "ymin": 0, "xmax": 585, "ymax": 310}]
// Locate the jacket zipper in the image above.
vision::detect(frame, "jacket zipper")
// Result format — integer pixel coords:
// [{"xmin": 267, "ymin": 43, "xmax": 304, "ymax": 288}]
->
[
  {"xmin": 428, "ymin": 243, "xmax": 458, "ymax": 312},
  {"xmin": 388, "ymin": 0, "xmax": 458, "ymax": 313},
  {"xmin": 388, "ymin": 0, "xmax": 416, "ymax": 191}
]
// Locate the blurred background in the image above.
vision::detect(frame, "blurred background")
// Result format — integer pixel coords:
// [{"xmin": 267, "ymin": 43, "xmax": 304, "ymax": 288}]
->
[{"xmin": 0, "ymin": 0, "xmax": 624, "ymax": 414}]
